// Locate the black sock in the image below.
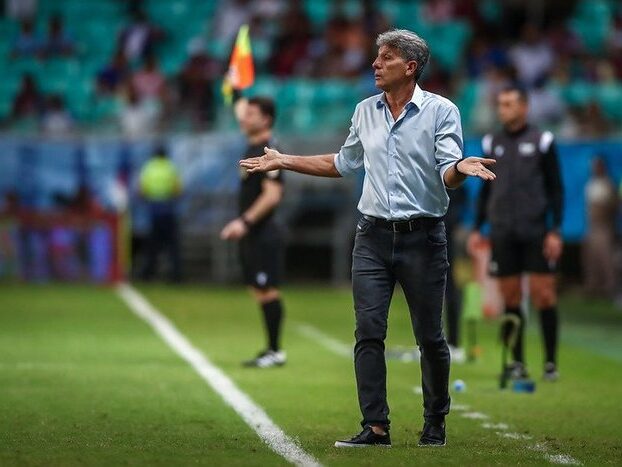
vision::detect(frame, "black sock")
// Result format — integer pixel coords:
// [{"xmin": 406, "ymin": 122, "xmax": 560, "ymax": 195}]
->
[
  {"xmin": 539, "ymin": 306, "xmax": 558, "ymax": 365},
  {"xmin": 261, "ymin": 299, "xmax": 284, "ymax": 352},
  {"xmin": 504, "ymin": 306, "xmax": 524, "ymax": 363}
]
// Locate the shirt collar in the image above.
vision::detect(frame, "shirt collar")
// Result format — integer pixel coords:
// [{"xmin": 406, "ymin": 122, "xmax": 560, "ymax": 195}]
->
[{"xmin": 376, "ymin": 84, "xmax": 424, "ymax": 110}]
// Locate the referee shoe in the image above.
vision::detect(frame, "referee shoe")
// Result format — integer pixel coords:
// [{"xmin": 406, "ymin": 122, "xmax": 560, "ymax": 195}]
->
[
  {"xmin": 509, "ymin": 361, "xmax": 529, "ymax": 380},
  {"xmin": 242, "ymin": 350, "xmax": 286, "ymax": 368},
  {"xmin": 543, "ymin": 362, "xmax": 559, "ymax": 381}
]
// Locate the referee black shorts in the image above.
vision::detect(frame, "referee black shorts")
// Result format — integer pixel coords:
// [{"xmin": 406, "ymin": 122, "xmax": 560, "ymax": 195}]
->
[
  {"xmin": 239, "ymin": 222, "xmax": 283, "ymax": 289},
  {"xmin": 489, "ymin": 233, "xmax": 556, "ymax": 277}
]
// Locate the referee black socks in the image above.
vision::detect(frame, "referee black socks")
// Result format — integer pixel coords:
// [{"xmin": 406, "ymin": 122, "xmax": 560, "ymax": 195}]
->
[
  {"xmin": 504, "ymin": 306, "xmax": 525, "ymax": 364},
  {"xmin": 539, "ymin": 306, "xmax": 558, "ymax": 365},
  {"xmin": 261, "ymin": 299, "xmax": 284, "ymax": 352}
]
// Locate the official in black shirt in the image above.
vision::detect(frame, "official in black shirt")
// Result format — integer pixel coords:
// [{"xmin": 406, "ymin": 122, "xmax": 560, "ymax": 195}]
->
[
  {"xmin": 220, "ymin": 96, "xmax": 286, "ymax": 368},
  {"xmin": 469, "ymin": 85, "xmax": 564, "ymax": 381}
]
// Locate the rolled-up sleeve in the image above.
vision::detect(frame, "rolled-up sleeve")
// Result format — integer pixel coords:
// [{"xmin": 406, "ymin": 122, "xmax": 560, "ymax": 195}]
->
[
  {"xmin": 434, "ymin": 104, "xmax": 463, "ymax": 182},
  {"xmin": 334, "ymin": 108, "xmax": 364, "ymax": 177}
]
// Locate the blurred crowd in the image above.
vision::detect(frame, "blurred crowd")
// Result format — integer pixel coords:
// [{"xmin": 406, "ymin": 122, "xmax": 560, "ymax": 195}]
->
[{"xmin": 2, "ymin": 0, "xmax": 622, "ymax": 137}]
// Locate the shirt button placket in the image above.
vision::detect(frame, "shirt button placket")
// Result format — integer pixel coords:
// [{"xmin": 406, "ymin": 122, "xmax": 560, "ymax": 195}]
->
[{"xmin": 388, "ymin": 131, "xmax": 397, "ymax": 218}]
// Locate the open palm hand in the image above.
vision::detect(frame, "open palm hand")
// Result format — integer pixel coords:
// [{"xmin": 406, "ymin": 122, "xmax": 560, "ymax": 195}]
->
[{"xmin": 239, "ymin": 147, "xmax": 283, "ymax": 173}]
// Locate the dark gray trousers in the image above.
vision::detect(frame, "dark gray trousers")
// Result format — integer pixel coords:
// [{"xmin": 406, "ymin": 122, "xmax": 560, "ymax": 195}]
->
[{"xmin": 352, "ymin": 216, "xmax": 451, "ymax": 428}]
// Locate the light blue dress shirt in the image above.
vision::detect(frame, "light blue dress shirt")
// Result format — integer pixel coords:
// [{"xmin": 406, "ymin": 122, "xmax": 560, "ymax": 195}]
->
[{"xmin": 334, "ymin": 84, "xmax": 463, "ymax": 220}]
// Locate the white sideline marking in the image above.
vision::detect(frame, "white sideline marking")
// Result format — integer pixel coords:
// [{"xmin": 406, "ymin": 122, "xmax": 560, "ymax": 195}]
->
[
  {"xmin": 482, "ymin": 422, "xmax": 509, "ymax": 430},
  {"xmin": 452, "ymin": 404, "xmax": 471, "ymax": 411},
  {"xmin": 544, "ymin": 453, "xmax": 582, "ymax": 465},
  {"xmin": 496, "ymin": 431, "xmax": 532, "ymax": 440},
  {"xmin": 117, "ymin": 284, "xmax": 321, "ymax": 467},
  {"xmin": 530, "ymin": 445, "xmax": 582, "ymax": 465},
  {"xmin": 296, "ymin": 323, "xmax": 352, "ymax": 358},
  {"xmin": 295, "ymin": 321, "xmax": 581, "ymax": 465},
  {"xmin": 461, "ymin": 412, "xmax": 489, "ymax": 420}
]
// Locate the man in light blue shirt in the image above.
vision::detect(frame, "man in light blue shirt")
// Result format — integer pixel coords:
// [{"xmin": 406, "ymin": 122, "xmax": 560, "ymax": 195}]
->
[
  {"xmin": 334, "ymin": 81, "xmax": 464, "ymax": 220},
  {"xmin": 241, "ymin": 29, "xmax": 495, "ymax": 448}
]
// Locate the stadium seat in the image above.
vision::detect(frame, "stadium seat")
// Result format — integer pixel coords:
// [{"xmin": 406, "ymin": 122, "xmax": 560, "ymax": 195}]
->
[
  {"xmin": 429, "ymin": 21, "xmax": 472, "ymax": 70},
  {"xmin": 381, "ymin": 0, "xmax": 422, "ymax": 31},
  {"xmin": 92, "ymin": 95, "xmax": 121, "ymax": 123},
  {"xmin": 454, "ymin": 80, "xmax": 479, "ymax": 133},
  {"xmin": 303, "ymin": 0, "xmax": 332, "ymax": 28},
  {"xmin": 562, "ymin": 81, "xmax": 594, "ymax": 106},
  {"xmin": 596, "ymin": 83, "xmax": 622, "ymax": 122},
  {"xmin": 248, "ymin": 76, "xmax": 280, "ymax": 99},
  {"xmin": 570, "ymin": 0, "xmax": 613, "ymax": 53}
]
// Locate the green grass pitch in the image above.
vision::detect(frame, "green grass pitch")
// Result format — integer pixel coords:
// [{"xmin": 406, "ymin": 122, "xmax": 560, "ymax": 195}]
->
[{"xmin": 1, "ymin": 283, "xmax": 621, "ymax": 466}]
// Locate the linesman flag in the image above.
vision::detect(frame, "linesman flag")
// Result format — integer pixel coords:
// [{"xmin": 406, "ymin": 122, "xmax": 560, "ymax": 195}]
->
[{"xmin": 222, "ymin": 24, "xmax": 255, "ymax": 105}]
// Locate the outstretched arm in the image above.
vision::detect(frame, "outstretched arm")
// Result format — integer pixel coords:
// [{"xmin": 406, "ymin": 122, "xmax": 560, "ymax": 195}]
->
[
  {"xmin": 443, "ymin": 157, "xmax": 496, "ymax": 189},
  {"xmin": 239, "ymin": 147, "xmax": 342, "ymax": 178}
]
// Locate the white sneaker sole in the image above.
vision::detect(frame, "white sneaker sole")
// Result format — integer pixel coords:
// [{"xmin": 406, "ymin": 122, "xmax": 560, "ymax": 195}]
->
[{"xmin": 256, "ymin": 361, "xmax": 286, "ymax": 368}]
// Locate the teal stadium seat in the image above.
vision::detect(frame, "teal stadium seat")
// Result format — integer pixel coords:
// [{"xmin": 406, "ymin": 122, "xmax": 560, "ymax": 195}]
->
[
  {"xmin": 205, "ymin": 39, "xmax": 231, "ymax": 61},
  {"xmin": 340, "ymin": 0, "xmax": 364, "ymax": 21},
  {"xmin": 303, "ymin": 0, "xmax": 332, "ymax": 29},
  {"xmin": 428, "ymin": 21, "xmax": 471, "ymax": 71},
  {"xmin": 66, "ymin": 80, "xmax": 94, "ymax": 121},
  {"xmin": 562, "ymin": 81, "xmax": 594, "ymax": 107},
  {"xmin": 454, "ymin": 80, "xmax": 479, "ymax": 134},
  {"xmin": 250, "ymin": 37, "xmax": 271, "ymax": 71},
  {"xmin": 395, "ymin": 3, "xmax": 423, "ymax": 32},
  {"xmin": 92, "ymin": 95, "xmax": 121, "ymax": 123},
  {"xmin": 596, "ymin": 83, "xmax": 622, "ymax": 122},
  {"xmin": 569, "ymin": 0, "xmax": 613, "ymax": 53},
  {"xmin": 248, "ymin": 76, "xmax": 280, "ymax": 99},
  {"xmin": 0, "ymin": 18, "xmax": 18, "ymax": 40}
]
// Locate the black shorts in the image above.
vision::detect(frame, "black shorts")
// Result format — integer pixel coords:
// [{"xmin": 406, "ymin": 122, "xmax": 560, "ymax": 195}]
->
[
  {"xmin": 489, "ymin": 234, "xmax": 556, "ymax": 277},
  {"xmin": 239, "ymin": 222, "xmax": 283, "ymax": 289}
]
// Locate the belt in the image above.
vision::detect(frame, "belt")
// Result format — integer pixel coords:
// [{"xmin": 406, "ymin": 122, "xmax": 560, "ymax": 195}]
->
[{"xmin": 363, "ymin": 215, "xmax": 442, "ymax": 233}]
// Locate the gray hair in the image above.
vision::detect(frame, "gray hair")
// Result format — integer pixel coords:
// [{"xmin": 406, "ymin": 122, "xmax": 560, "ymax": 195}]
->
[{"xmin": 376, "ymin": 29, "xmax": 430, "ymax": 81}]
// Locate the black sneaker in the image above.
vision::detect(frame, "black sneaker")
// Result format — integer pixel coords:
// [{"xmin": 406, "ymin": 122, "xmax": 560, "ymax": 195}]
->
[
  {"xmin": 418, "ymin": 421, "xmax": 446, "ymax": 447},
  {"xmin": 543, "ymin": 362, "xmax": 559, "ymax": 381},
  {"xmin": 242, "ymin": 350, "xmax": 286, "ymax": 368},
  {"xmin": 334, "ymin": 426, "xmax": 391, "ymax": 448}
]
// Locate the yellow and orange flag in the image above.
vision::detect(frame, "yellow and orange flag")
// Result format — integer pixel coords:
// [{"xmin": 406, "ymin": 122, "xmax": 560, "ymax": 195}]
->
[{"xmin": 222, "ymin": 24, "xmax": 254, "ymax": 105}]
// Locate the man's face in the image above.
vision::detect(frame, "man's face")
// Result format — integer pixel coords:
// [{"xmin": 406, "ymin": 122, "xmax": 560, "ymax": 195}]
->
[
  {"xmin": 496, "ymin": 91, "xmax": 528, "ymax": 127},
  {"xmin": 239, "ymin": 104, "xmax": 270, "ymax": 136},
  {"xmin": 372, "ymin": 45, "xmax": 416, "ymax": 91}
]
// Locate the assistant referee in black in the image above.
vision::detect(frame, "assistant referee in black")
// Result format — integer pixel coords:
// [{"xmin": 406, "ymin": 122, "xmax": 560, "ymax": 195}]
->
[
  {"xmin": 469, "ymin": 85, "xmax": 564, "ymax": 381},
  {"xmin": 240, "ymin": 29, "xmax": 494, "ymax": 448},
  {"xmin": 221, "ymin": 96, "xmax": 287, "ymax": 369}
]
